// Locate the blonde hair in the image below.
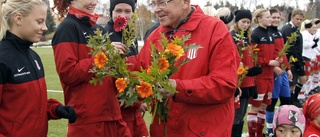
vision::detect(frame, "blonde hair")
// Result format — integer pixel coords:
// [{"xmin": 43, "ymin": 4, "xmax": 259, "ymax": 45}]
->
[
  {"xmin": 0, "ymin": 0, "xmax": 46, "ymax": 39},
  {"xmin": 252, "ymin": 8, "xmax": 269, "ymax": 24},
  {"xmin": 202, "ymin": 6, "xmax": 217, "ymax": 16},
  {"xmin": 300, "ymin": 19, "xmax": 313, "ymax": 31},
  {"xmin": 233, "ymin": 22, "xmax": 252, "ymax": 42},
  {"xmin": 215, "ymin": 7, "xmax": 231, "ymax": 19},
  {"xmin": 291, "ymin": 9, "xmax": 304, "ymax": 20}
]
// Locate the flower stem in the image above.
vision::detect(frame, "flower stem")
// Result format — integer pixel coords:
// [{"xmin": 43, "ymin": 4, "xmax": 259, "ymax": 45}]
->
[{"xmin": 151, "ymin": 101, "xmax": 158, "ymax": 124}]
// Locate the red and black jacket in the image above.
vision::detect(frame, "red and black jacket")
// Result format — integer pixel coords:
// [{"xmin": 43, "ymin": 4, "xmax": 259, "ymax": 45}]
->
[
  {"xmin": 51, "ymin": 12, "xmax": 122, "ymax": 124},
  {"xmin": 251, "ymin": 26, "xmax": 276, "ymax": 79},
  {"xmin": 269, "ymin": 26, "xmax": 291, "ymax": 70},
  {"xmin": 0, "ymin": 31, "xmax": 61, "ymax": 136},
  {"xmin": 231, "ymin": 30, "xmax": 255, "ymax": 88}
]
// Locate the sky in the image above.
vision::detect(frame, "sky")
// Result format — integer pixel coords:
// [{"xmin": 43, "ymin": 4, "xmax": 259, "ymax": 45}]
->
[{"xmin": 49, "ymin": 0, "xmax": 309, "ymax": 11}]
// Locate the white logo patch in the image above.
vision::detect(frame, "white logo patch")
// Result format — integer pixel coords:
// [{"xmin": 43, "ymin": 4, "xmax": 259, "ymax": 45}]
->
[
  {"xmin": 17, "ymin": 66, "xmax": 25, "ymax": 72},
  {"xmin": 34, "ymin": 60, "xmax": 41, "ymax": 70},
  {"xmin": 187, "ymin": 49, "xmax": 198, "ymax": 60}
]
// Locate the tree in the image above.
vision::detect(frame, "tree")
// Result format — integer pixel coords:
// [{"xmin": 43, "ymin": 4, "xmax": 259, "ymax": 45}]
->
[
  {"xmin": 43, "ymin": 7, "xmax": 56, "ymax": 36},
  {"xmin": 135, "ymin": 4, "xmax": 155, "ymax": 40}
]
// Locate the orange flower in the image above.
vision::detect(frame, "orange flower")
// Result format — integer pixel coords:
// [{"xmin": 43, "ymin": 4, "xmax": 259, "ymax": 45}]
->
[
  {"xmin": 165, "ymin": 43, "xmax": 184, "ymax": 59},
  {"xmin": 115, "ymin": 78, "xmax": 127, "ymax": 93},
  {"xmin": 146, "ymin": 68, "xmax": 152, "ymax": 75},
  {"xmin": 94, "ymin": 52, "xmax": 108, "ymax": 69},
  {"xmin": 237, "ymin": 67, "xmax": 245, "ymax": 75},
  {"xmin": 158, "ymin": 57, "xmax": 169, "ymax": 71},
  {"xmin": 136, "ymin": 81, "xmax": 153, "ymax": 98},
  {"xmin": 253, "ymin": 48, "xmax": 260, "ymax": 52}
]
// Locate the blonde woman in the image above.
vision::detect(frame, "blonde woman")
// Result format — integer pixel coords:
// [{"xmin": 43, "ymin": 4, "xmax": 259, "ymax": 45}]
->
[
  {"xmin": 0, "ymin": 0, "xmax": 76, "ymax": 136},
  {"xmin": 247, "ymin": 8, "xmax": 279, "ymax": 137}
]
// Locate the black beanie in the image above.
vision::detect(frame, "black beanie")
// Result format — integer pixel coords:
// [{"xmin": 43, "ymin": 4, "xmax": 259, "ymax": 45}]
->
[
  {"xmin": 109, "ymin": 0, "xmax": 136, "ymax": 18},
  {"xmin": 305, "ymin": 22, "xmax": 312, "ymax": 29},
  {"xmin": 235, "ymin": 10, "xmax": 252, "ymax": 22}
]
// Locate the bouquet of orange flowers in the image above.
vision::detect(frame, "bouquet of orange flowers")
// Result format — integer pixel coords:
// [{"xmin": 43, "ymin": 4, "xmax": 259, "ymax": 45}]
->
[
  {"xmin": 87, "ymin": 14, "xmax": 138, "ymax": 86},
  {"xmin": 248, "ymin": 44, "xmax": 260, "ymax": 66},
  {"xmin": 237, "ymin": 62, "xmax": 249, "ymax": 87},
  {"xmin": 132, "ymin": 33, "xmax": 201, "ymax": 136}
]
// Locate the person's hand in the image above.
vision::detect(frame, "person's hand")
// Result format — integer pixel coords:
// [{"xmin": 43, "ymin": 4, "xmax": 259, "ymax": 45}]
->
[
  {"xmin": 273, "ymin": 67, "xmax": 284, "ymax": 76},
  {"xmin": 111, "ymin": 42, "xmax": 126, "ymax": 54},
  {"xmin": 276, "ymin": 57, "xmax": 283, "ymax": 63},
  {"xmin": 269, "ymin": 60, "xmax": 280, "ymax": 67},
  {"xmin": 159, "ymin": 79, "xmax": 176, "ymax": 99},
  {"xmin": 138, "ymin": 103, "xmax": 148, "ymax": 112},
  {"xmin": 287, "ymin": 70, "xmax": 293, "ymax": 80},
  {"xmin": 246, "ymin": 66, "xmax": 263, "ymax": 76},
  {"xmin": 55, "ymin": 105, "xmax": 77, "ymax": 124}
]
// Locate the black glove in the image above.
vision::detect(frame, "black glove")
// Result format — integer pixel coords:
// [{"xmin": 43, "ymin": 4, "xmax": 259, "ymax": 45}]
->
[
  {"xmin": 246, "ymin": 66, "xmax": 263, "ymax": 76},
  {"xmin": 56, "ymin": 105, "xmax": 77, "ymax": 124},
  {"xmin": 249, "ymin": 86, "xmax": 258, "ymax": 99},
  {"xmin": 234, "ymin": 88, "xmax": 240, "ymax": 97}
]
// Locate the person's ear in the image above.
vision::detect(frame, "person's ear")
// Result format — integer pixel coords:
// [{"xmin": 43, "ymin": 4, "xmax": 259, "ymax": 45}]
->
[
  {"xmin": 13, "ymin": 13, "xmax": 23, "ymax": 26},
  {"xmin": 182, "ymin": 0, "xmax": 190, "ymax": 9}
]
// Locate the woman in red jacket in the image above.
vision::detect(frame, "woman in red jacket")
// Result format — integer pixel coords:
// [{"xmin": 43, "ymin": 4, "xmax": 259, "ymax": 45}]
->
[
  {"xmin": 303, "ymin": 94, "xmax": 320, "ymax": 137},
  {"xmin": 0, "ymin": 0, "xmax": 76, "ymax": 136},
  {"xmin": 247, "ymin": 8, "xmax": 280, "ymax": 137},
  {"xmin": 51, "ymin": 0, "xmax": 130, "ymax": 136}
]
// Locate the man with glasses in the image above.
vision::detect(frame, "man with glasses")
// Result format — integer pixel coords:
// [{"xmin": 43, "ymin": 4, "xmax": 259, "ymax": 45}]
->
[{"xmin": 132, "ymin": 0, "xmax": 240, "ymax": 136}]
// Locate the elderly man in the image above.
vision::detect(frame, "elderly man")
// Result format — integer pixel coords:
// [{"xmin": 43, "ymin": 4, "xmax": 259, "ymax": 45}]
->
[{"xmin": 130, "ymin": 0, "xmax": 240, "ymax": 136}]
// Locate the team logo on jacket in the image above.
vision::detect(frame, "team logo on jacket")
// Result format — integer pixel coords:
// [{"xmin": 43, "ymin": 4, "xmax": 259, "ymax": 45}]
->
[
  {"xmin": 34, "ymin": 60, "xmax": 41, "ymax": 70},
  {"xmin": 187, "ymin": 48, "xmax": 198, "ymax": 59},
  {"xmin": 260, "ymin": 37, "xmax": 267, "ymax": 42},
  {"xmin": 14, "ymin": 66, "xmax": 30, "ymax": 77}
]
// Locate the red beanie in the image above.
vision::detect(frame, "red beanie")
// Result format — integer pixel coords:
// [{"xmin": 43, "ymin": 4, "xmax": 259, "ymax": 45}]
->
[{"xmin": 303, "ymin": 94, "xmax": 320, "ymax": 127}]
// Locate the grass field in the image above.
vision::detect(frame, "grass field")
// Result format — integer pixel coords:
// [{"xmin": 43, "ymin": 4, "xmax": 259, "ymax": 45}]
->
[{"xmin": 33, "ymin": 47, "xmax": 251, "ymax": 137}]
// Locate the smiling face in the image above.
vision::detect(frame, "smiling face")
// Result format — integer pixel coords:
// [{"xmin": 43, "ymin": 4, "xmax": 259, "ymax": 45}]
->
[
  {"xmin": 258, "ymin": 11, "xmax": 271, "ymax": 28},
  {"xmin": 13, "ymin": 4, "xmax": 48, "ymax": 43},
  {"xmin": 112, "ymin": 3, "xmax": 133, "ymax": 21},
  {"xmin": 152, "ymin": 0, "xmax": 190, "ymax": 29},
  {"xmin": 270, "ymin": 12, "xmax": 281, "ymax": 27},
  {"xmin": 72, "ymin": 0, "xmax": 98, "ymax": 14}
]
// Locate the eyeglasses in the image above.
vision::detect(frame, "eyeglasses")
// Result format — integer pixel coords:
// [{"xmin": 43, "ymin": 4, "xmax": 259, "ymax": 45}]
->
[{"xmin": 149, "ymin": 0, "xmax": 173, "ymax": 9}]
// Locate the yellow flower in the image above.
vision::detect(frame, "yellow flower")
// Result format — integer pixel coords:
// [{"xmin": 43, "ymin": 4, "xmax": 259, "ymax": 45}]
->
[
  {"xmin": 290, "ymin": 56, "xmax": 298, "ymax": 62},
  {"xmin": 165, "ymin": 43, "xmax": 184, "ymax": 59},
  {"xmin": 158, "ymin": 57, "xmax": 169, "ymax": 72},
  {"xmin": 237, "ymin": 67, "xmax": 245, "ymax": 75},
  {"xmin": 94, "ymin": 52, "xmax": 108, "ymax": 69},
  {"xmin": 136, "ymin": 81, "xmax": 153, "ymax": 98},
  {"xmin": 115, "ymin": 78, "xmax": 127, "ymax": 93}
]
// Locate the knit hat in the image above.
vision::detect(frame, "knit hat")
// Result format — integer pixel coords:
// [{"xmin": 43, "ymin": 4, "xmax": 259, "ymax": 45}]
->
[
  {"xmin": 109, "ymin": 0, "xmax": 136, "ymax": 17},
  {"xmin": 273, "ymin": 105, "xmax": 306, "ymax": 135},
  {"xmin": 302, "ymin": 94, "xmax": 320, "ymax": 127},
  {"xmin": 235, "ymin": 10, "xmax": 252, "ymax": 22}
]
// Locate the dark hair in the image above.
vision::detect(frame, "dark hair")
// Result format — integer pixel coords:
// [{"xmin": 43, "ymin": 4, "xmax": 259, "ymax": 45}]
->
[{"xmin": 269, "ymin": 8, "xmax": 280, "ymax": 15}]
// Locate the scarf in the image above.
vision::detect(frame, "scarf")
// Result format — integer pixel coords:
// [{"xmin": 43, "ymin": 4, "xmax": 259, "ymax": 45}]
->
[{"xmin": 69, "ymin": 6, "xmax": 99, "ymax": 26}]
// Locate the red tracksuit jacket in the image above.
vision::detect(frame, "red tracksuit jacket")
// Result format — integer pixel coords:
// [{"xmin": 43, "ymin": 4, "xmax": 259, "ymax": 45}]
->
[
  {"xmin": 0, "ymin": 31, "xmax": 61, "ymax": 137},
  {"xmin": 133, "ymin": 5, "xmax": 239, "ymax": 137}
]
